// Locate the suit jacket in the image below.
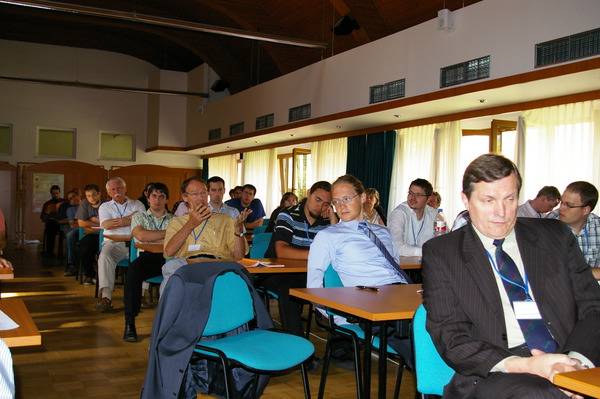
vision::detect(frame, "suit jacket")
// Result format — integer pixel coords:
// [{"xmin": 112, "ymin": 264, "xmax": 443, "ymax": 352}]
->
[{"xmin": 422, "ymin": 218, "xmax": 600, "ymax": 398}]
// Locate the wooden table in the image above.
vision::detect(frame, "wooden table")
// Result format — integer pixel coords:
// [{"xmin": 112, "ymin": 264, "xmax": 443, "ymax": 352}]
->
[
  {"xmin": 554, "ymin": 368, "xmax": 600, "ymax": 398},
  {"xmin": 400, "ymin": 256, "xmax": 421, "ymax": 270},
  {"xmin": 102, "ymin": 233, "xmax": 132, "ymax": 242},
  {"xmin": 291, "ymin": 284, "xmax": 423, "ymax": 399},
  {"xmin": 187, "ymin": 257, "xmax": 307, "ymax": 274},
  {"xmin": 134, "ymin": 242, "xmax": 164, "ymax": 253},
  {"xmin": 0, "ymin": 267, "xmax": 14, "ymax": 297},
  {"xmin": 0, "ymin": 299, "xmax": 41, "ymax": 347},
  {"xmin": 83, "ymin": 226, "xmax": 101, "ymax": 233}
]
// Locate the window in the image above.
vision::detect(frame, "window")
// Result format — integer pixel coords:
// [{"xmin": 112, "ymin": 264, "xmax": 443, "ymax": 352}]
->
[
  {"xmin": 37, "ymin": 127, "xmax": 76, "ymax": 158},
  {"xmin": 278, "ymin": 149, "xmax": 311, "ymax": 198},
  {"xmin": 209, "ymin": 128, "xmax": 222, "ymax": 140},
  {"xmin": 0, "ymin": 124, "xmax": 12, "ymax": 155},
  {"xmin": 441, "ymin": 56, "xmax": 490, "ymax": 88},
  {"xmin": 288, "ymin": 104, "xmax": 311, "ymax": 122},
  {"xmin": 459, "ymin": 119, "xmax": 517, "ymax": 174},
  {"xmin": 100, "ymin": 132, "xmax": 135, "ymax": 161},
  {"xmin": 230, "ymin": 122, "xmax": 244, "ymax": 136},
  {"xmin": 256, "ymin": 113, "xmax": 274, "ymax": 130},
  {"xmin": 369, "ymin": 79, "xmax": 405, "ymax": 104}
]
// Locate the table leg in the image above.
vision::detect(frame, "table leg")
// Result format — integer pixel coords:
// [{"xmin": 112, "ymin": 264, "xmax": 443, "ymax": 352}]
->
[
  {"xmin": 363, "ymin": 321, "xmax": 372, "ymax": 399},
  {"xmin": 379, "ymin": 321, "xmax": 388, "ymax": 399}
]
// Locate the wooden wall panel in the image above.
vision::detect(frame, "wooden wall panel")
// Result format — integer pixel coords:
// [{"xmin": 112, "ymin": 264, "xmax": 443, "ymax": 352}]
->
[
  {"xmin": 22, "ymin": 161, "xmax": 108, "ymax": 243},
  {"xmin": 0, "ymin": 162, "xmax": 17, "ymax": 241},
  {"xmin": 109, "ymin": 164, "xmax": 201, "ymax": 210}
]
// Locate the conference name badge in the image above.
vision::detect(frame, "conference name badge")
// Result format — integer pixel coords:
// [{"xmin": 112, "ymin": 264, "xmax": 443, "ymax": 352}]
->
[{"xmin": 514, "ymin": 300, "xmax": 542, "ymax": 320}]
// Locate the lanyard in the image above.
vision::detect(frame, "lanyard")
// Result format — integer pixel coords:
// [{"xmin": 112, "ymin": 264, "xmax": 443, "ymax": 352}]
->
[
  {"xmin": 582, "ymin": 226, "xmax": 589, "ymax": 256},
  {"xmin": 411, "ymin": 216, "xmax": 425, "ymax": 245},
  {"xmin": 150, "ymin": 214, "xmax": 165, "ymax": 231},
  {"xmin": 303, "ymin": 220, "xmax": 313, "ymax": 244},
  {"xmin": 486, "ymin": 249, "xmax": 531, "ymax": 300},
  {"xmin": 114, "ymin": 202, "xmax": 128, "ymax": 218},
  {"xmin": 193, "ymin": 220, "xmax": 209, "ymax": 243}
]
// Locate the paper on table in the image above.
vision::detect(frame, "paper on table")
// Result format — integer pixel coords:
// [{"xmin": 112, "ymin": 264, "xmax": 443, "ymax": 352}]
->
[
  {"xmin": 238, "ymin": 258, "xmax": 284, "ymax": 268},
  {"xmin": 0, "ymin": 310, "xmax": 19, "ymax": 330}
]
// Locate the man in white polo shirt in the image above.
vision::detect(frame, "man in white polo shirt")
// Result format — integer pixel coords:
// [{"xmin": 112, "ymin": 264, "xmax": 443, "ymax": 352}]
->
[{"xmin": 95, "ymin": 177, "xmax": 145, "ymax": 312}]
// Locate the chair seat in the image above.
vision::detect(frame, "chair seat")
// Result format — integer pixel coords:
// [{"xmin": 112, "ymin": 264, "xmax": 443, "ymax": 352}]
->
[
  {"xmin": 337, "ymin": 323, "xmax": 397, "ymax": 354},
  {"xmin": 195, "ymin": 329, "xmax": 314, "ymax": 371},
  {"xmin": 145, "ymin": 275, "xmax": 163, "ymax": 284}
]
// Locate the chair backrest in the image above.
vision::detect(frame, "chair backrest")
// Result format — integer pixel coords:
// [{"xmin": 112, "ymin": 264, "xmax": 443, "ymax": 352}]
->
[
  {"xmin": 323, "ymin": 264, "xmax": 343, "ymax": 288},
  {"xmin": 98, "ymin": 229, "xmax": 104, "ymax": 252},
  {"xmin": 130, "ymin": 238, "xmax": 138, "ymax": 261},
  {"xmin": 412, "ymin": 305, "xmax": 454, "ymax": 396},
  {"xmin": 252, "ymin": 232, "xmax": 271, "ymax": 244},
  {"xmin": 203, "ymin": 272, "xmax": 255, "ymax": 336},
  {"xmin": 253, "ymin": 225, "xmax": 267, "ymax": 235},
  {"xmin": 78, "ymin": 227, "xmax": 84, "ymax": 240},
  {"xmin": 249, "ymin": 240, "xmax": 270, "ymax": 258},
  {"xmin": 262, "ymin": 218, "xmax": 269, "ymax": 226}
]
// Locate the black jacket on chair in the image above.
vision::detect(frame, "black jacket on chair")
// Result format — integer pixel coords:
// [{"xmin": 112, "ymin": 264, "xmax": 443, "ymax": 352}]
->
[{"xmin": 141, "ymin": 261, "xmax": 274, "ymax": 399}]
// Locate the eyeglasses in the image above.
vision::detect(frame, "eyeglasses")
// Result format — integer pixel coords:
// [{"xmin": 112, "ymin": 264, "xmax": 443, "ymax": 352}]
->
[
  {"xmin": 560, "ymin": 200, "xmax": 587, "ymax": 209},
  {"xmin": 407, "ymin": 191, "xmax": 428, "ymax": 198},
  {"xmin": 184, "ymin": 191, "xmax": 207, "ymax": 198},
  {"xmin": 331, "ymin": 193, "xmax": 359, "ymax": 206}
]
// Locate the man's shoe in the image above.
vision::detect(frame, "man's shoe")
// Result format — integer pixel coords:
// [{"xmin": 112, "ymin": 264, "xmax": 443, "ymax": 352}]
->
[
  {"xmin": 82, "ymin": 277, "xmax": 94, "ymax": 285},
  {"xmin": 64, "ymin": 265, "xmax": 76, "ymax": 277},
  {"xmin": 140, "ymin": 296, "xmax": 151, "ymax": 309},
  {"xmin": 123, "ymin": 324, "xmax": 137, "ymax": 342},
  {"xmin": 95, "ymin": 297, "xmax": 113, "ymax": 312},
  {"xmin": 305, "ymin": 355, "xmax": 322, "ymax": 373}
]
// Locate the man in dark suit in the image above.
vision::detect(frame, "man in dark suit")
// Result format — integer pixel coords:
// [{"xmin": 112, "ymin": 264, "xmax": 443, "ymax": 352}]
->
[{"xmin": 422, "ymin": 153, "xmax": 600, "ymax": 399}]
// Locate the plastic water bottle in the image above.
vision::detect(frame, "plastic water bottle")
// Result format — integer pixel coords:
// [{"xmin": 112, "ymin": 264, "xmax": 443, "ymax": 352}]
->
[{"xmin": 433, "ymin": 208, "xmax": 447, "ymax": 236}]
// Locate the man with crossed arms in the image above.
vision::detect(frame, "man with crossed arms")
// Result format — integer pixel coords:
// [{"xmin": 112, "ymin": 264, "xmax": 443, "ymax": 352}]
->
[{"xmin": 96, "ymin": 177, "xmax": 145, "ymax": 312}]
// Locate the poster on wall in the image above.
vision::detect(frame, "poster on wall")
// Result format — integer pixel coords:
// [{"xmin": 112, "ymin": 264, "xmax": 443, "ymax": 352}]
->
[{"xmin": 33, "ymin": 173, "xmax": 64, "ymax": 213}]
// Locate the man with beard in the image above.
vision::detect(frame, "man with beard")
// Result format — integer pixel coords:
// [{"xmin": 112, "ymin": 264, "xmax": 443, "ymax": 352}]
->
[
  {"xmin": 76, "ymin": 184, "xmax": 108, "ymax": 285},
  {"xmin": 388, "ymin": 178, "xmax": 438, "ymax": 256},
  {"xmin": 95, "ymin": 177, "xmax": 145, "ymax": 312},
  {"xmin": 263, "ymin": 181, "xmax": 337, "ymax": 337}
]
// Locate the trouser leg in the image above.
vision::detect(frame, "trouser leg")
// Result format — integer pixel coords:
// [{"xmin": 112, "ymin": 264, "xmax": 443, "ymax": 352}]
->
[
  {"xmin": 78, "ymin": 234, "xmax": 99, "ymax": 278},
  {"xmin": 260, "ymin": 273, "xmax": 306, "ymax": 336},
  {"xmin": 124, "ymin": 252, "xmax": 165, "ymax": 325},
  {"xmin": 65, "ymin": 228, "xmax": 79, "ymax": 267},
  {"xmin": 97, "ymin": 240, "xmax": 128, "ymax": 299},
  {"xmin": 474, "ymin": 372, "xmax": 570, "ymax": 399}
]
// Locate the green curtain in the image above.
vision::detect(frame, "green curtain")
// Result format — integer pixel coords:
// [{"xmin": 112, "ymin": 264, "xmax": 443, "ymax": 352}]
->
[
  {"xmin": 202, "ymin": 158, "xmax": 209, "ymax": 181},
  {"xmin": 346, "ymin": 130, "xmax": 396, "ymax": 213}
]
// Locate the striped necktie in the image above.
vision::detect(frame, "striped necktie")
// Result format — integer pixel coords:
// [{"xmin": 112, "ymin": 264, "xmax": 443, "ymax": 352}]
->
[
  {"xmin": 358, "ymin": 222, "xmax": 411, "ymax": 284},
  {"xmin": 493, "ymin": 239, "xmax": 557, "ymax": 353}
]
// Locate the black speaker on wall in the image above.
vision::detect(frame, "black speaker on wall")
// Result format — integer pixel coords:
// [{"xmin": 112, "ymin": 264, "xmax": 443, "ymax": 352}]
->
[
  {"xmin": 211, "ymin": 79, "xmax": 230, "ymax": 92},
  {"xmin": 332, "ymin": 14, "xmax": 360, "ymax": 36}
]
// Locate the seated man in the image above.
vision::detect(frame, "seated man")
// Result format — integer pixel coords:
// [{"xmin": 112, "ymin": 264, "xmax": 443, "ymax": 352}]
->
[
  {"xmin": 40, "ymin": 185, "xmax": 65, "ymax": 258},
  {"xmin": 123, "ymin": 183, "xmax": 173, "ymax": 343},
  {"xmin": 56, "ymin": 190, "xmax": 81, "ymax": 276},
  {"xmin": 76, "ymin": 184, "xmax": 107, "ymax": 285},
  {"xmin": 262, "ymin": 181, "xmax": 335, "ymax": 337},
  {"xmin": 517, "ymin": 185, "xmax": 561, "ymax": 218},
  {"xmin": 423, "ymin": 154, "xmax": 600, "ymax": 399},
  {"xmin": 0, "ymin": 208, "xmax": 12, "ymax": 269},
  {"xmin": 95, "ymin": 177, "xmax": 145, "ymax": 312},
  {"xmin": 226, "ymin": 184, "xmax": 266, "ymax": 229},
  {"xmin": 308, "ymin": 174, "xmax": 412, "ymax": 366},
  {"xmin": 207, "ymin": 176, "xmax": 241, "ymax": 219},
  {"xmin": 548, "ymin": 181, "xmax": 600, "ymax": 279},
  {"xmin": 160, "ymin": 177, "xmax": 248, "ymax": 291},
  {"xmin": 388, "ymin": 178, "xmax": 437, "ymax": 256}
]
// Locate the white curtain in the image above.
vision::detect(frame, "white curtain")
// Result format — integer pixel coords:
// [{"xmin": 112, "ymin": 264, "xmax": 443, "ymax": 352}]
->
[
  {"xmin": 243, "ymin": 149, "xmax": 279, "ymax": 215},
  {"xmin": 208, "ymin": 155, "xmax": 238, "ymax": 190},
  {"xmin": 311, "ymin": 137, "xmax": 348, "ymax": 184},
  {"xmin": 520, "ymin": 100, "xmax": 600, "ymax": 202},
  {"xmin": 431, "ymin": 121, "xmax": 462, "ymax": 223},
  {"xmin": 388, "ymin": 122, "xmax": 462, "ymax": 223},
  {"xmin": 388, "ymin": 125, "xmax": 435, "ymax": 216}
]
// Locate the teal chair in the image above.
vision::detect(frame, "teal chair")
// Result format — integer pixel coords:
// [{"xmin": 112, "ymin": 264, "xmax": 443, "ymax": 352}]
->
[
  {"xmin": 194, "ymin": 271, "xmax": 314, "ymax": 399},
  {"xmin": 95, "ymin": 230, "xmax": 135, "ymax": 298},
  {"xmin": 261, "ymin": 218, "xmax": 269, "ymax": 226},
  {"xmin": 318, "ymin": 265, "xmax": 404, "ymax": 399},
  {"xmin": 145, "ymin": 275, "xmax": 163, "ymax": 303},
  {"xmin": 249, "ymin": 240, "xmax": 269, "ymax": 259},
  {"xmin": 253, "ymin": 225, "xmax": 267, "ymax": 235},
  {"xmin": 412, "ymin": 305, "xmax": 454, "ymax": 397},
  {"xmin": 252, "ymin": 232, "xmax": 272, "ymax": 244}
]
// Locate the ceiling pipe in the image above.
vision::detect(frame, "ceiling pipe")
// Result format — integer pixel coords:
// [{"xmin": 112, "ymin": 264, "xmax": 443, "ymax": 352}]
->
[
  {"xmin": 0, "ymin": 75, "xmax": 209, "ymax": 97},
  {"xmin": 0, "ymin": 0, "xmax": 329, "ymax": 49}
]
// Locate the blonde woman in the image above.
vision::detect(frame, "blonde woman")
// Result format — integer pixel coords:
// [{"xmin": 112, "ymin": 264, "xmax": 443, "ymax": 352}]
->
[{"xmin": 364, "ymin": 188, "xmax": 385, "ymax": 225}]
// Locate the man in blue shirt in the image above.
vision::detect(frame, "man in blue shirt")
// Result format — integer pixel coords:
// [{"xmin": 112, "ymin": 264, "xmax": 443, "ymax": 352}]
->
[{"xmin": 226, "ymin": 184, "xmax": 266, "ymax": 229}]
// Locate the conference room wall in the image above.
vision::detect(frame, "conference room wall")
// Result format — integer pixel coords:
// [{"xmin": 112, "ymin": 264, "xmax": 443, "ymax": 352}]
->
[
  {"xmin": 188, "ymin": 0, "xmax": 600, "ymax": 147},
  {"xmin": 0, "ymin": 40, "xmax": 200, "ymax": 169}
]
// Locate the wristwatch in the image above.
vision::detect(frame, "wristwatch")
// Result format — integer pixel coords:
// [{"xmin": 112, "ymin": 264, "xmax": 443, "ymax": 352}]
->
[{"xmin": 235, "ymin": 232, "xmax": 244, "ymax": 237}]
